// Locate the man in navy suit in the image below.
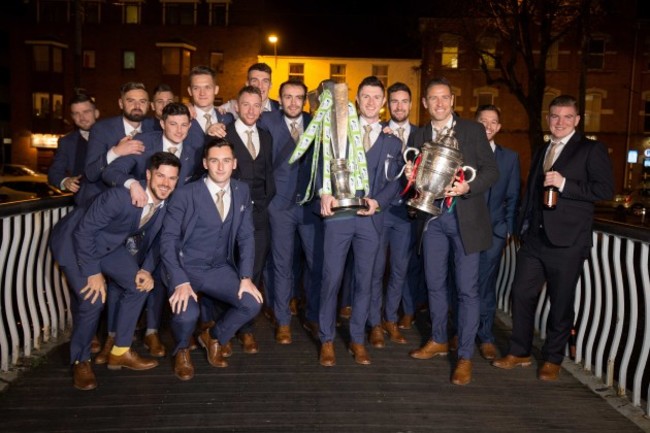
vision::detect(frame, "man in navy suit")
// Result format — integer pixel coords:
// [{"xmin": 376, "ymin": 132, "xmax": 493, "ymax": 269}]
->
[
  {"xmin": 48, "ymin": 93, "xmax": 99, "ymax": 204},
  {"xmin": 161, "ymin": 138, "xmax": 263, "ymax": 381},
  {"xmin": 219, "ymin": 85, "xmax": 274, "ymax": 353},
  {"xmin": 318, "ymin": 76, "xmax": 404, "ymax": 367},
  {"xmin": 259, "ymin": 79, "xmax": 322, "ymax": 345},
  {"xmin": 50, "ymin": 152, "xmax": 181, "ymax": 390},
  {"xmin": 367, "ymin": 82, "xmax": 419, "ymax": 348},
  {"xmin": 493, "ymin": 95, "xmax": 614, "ymax": 381},
  {"xmin": 187, "ymin": 65, "xmax": 233, "ymax": 138},
  {"xmin": 150, "ymin": 84, "xmax": 175, "ymax": 132},
  {"xmin": 219, "ymin": 62, "xmax": 281, "ymax": 118},
  {"xmin": 473, "ymin": 104, "xmax": 520, "ymax": 361},
  {"xmin": 101, "ymin": 102, "xmax": 204, "ymax": 358},
  {"xmin": 79, "ymin": 82, "xmax": 155, "ymax": 208},
  {"xmin": 407, "ymin": 77, "xmax": 499, "ymax": 386}
]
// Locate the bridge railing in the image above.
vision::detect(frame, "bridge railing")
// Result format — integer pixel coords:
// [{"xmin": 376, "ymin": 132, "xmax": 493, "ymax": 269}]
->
[
  {"xmin": 0, "ymin": 196, "xmax": 74, "ymax": 371},
  {"xmin": 1, "ymin": 199, "xmax": 649, "ymax": 415},
  {"xmin": 496, "ymin": 218, "xmax": 650, "ymax": 415}
]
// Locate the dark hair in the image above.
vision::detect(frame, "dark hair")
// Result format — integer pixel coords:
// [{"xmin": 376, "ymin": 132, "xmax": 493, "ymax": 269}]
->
[
  {"xmin": 69, "ymin": 92, "xmax": 96, "ymax": 108},
  {"xmin": 357, "ymin": 76, "xmax": 385, "ymax": 95},
  {"xmin": 148, "ymin": 151, "xmax": 181, "ymax": 171},
  {"xmin": 152, "ymin": 83, "xmax": 173, "ymax": 96},
  {"xmin": 189, "ymin": 65, "xmax": 217, "ymax": 82},
  {"xmin": 120, "ymin": 82, "xmax": 147, "ymax": 97},
  {"xmin": 387, "ymin": 82, "xmax": 411, "ymax": 100},
  {"xmin": 238, "ymin": 85, "xmax": 263, "ymax": 100},
  {"xmin": 203, "ymin": 137, "xmax": 235, "ymax": 158},
  {"xmin": 549, "ymin": 94, "xmax": 579, "ymax": 111},
  {"xmin": 279, "ymin": 79, "xmax": 307, "ymax": 98},
  {"xmin": 424, "ymin": 77, "xmax": 452, "ymax": 94},
  {"xmin": 476, "ymin": 104, "xmax": 501, "ymax": 121},
  {"xmin": 247, "ymin": 63, "xmax": 272, "ymax": 77},
  {"xmin": 161, "ymin": 102, "xmax": 190, "ymax": 120}
]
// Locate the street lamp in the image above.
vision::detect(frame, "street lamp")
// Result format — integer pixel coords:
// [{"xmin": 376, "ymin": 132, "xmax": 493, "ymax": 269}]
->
[{"xmin": 268, "ymin": 34, "xmax": 278, "ymax": 70}]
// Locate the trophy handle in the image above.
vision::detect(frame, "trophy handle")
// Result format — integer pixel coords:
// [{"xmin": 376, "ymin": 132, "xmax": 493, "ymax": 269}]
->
[
  {"xmin": 461, "ymin": 166, "xmax": 477, "ymax": 183},
  {"xmin": 403, "ymin": 147, "xmax": 419, "ymax": 163}
]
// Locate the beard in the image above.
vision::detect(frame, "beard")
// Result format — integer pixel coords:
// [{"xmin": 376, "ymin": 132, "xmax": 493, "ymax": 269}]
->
[{"xmin": 124, "ymin": 110, "xmax": 146, "ymax": 122}]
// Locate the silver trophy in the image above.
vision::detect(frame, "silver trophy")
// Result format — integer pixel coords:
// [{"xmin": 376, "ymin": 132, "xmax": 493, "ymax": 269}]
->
[
  {"xmin": 404, "ymin": 126, "xmax": 476, "ymax": 215},
  {"xmin": 319, "ymin": 80, "xmax": 366, "ymax": 210}
]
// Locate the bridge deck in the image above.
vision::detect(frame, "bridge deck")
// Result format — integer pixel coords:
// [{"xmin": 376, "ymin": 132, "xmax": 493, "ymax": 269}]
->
[{"xmin": 0, "ymin": 312, "xmax": 646, "ymax": 433}]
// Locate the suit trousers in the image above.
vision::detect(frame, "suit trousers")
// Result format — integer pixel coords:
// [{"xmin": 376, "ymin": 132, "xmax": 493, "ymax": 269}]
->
[
  {"xmin": 63, "ymin": 246, "xmax": 147, "ymax": 363},
  {"xmin": 422, "ymin": 210, "xmax": 480, "ymax": 360},
  {"xmin": 369, "ymin": 209, "xmax": 413, "ymax": 325},
  {"xmin": 319, "ymin": 216, "xmax": 380, "ymax": 344},
  {"xmin": 169, "ymin": 264, "xmax": 262, "ymax": 355},
  {"xmin": 508, "ymin": 230, "xmax": 585, "ymax": 364},
  {"xmin": 476, "ymin": 233, "xmax": 507, "ymax": 344}
]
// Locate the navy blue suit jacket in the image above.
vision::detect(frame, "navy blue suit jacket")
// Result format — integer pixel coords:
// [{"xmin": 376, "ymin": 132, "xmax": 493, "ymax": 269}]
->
[
  {"xmin": 50, "ymin": 181, "xmax": 166, "ymax": 277},
  {"xmin": 48, "ymin": 130, "xmax": 87, "ymax": 203},
  {"xmin": 160, "ymin": 177, "xmax": 255, "ymax": 289},
  {"xmin": 487, "ymin": 144, "xmax": 520, "ymax": 237},
  {"xmin": 101, "ymin": 130, "xmax": 203, "ymax": 188},
  {"xmin": 258, "ymin": 110, "xmax": 313, "ymax": 207}
]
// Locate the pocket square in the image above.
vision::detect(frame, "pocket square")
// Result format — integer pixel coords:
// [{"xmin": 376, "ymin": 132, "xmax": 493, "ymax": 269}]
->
[{"xmin": 240, "ymin": 205, "xmax": 245, "ymax": 212}]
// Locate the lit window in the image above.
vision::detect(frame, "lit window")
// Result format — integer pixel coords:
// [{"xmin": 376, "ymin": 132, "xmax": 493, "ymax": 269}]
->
[
  {"xmin": 210, "ymin": 52, "xmax": 224, "ymax": 74},
  {"xmin": 441, "ymin": 36, "xmax": 459, "ymax": 69},
  {"xmin": 289, "ymin": 63, "xmax": 304, "ymax": 82},
  {"xmin": 124, "ymin": 4, "xmax": 140, "ymax": 24},
  {"xmin": 547, "ymin": 41, "xmax": 559, "ymax": 70},
  {"xmin": 478, "ymin": 38, "xmax": 496, "ymax": 69},
  {"xmin": 33, "ymin": 45, "xmax": 50, "ymax": 72},
  {"xmin": 123, "ymin": 51, "xmax": 136, "ymax": 70},
  {"xmin": 330, "ymin": 64, "xmax": 346, "ymax": 83},
  {"xmin": 33, "ymin": 93, "xmax": 50, "ymax": 117},
  {"xmin": 162, "ymin": 48, "xmax": 180, "ymax": 74},
  {"xmin": 584, "ymin": 93, "xmax": 602, "ymax": 132},
  {"xmin": 372, "ymin": 65, "xmax": 388, "ymax": 87},
  {"xmin": 52, "ymin": 47, "xmax": 63, "ymax": 73},
  {"xmin": 83, "ymin": 50, "xmax": 96, "ymax": 69}
]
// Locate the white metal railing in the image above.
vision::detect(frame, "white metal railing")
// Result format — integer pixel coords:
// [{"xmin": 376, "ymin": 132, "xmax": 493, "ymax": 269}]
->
[
  {"xmin": 496, "ymin": 218, "xmax": 650, "ymax": 416},
  {"xmin": 0, "ymin": 197, "xmax": 74, "ymax": 371}
]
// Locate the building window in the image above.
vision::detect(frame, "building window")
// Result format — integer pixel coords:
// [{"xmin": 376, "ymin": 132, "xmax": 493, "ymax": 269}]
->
[
  {"xmin": 53, "ymin": 94, "xmax": 63, "ymax": 119},
  {"xmin": 207, "ymin": 0, "xmax": 231, "ymax": 26},
  {"xmin": 210, "ymin": 52, "xmax": 224, "ymax": 74},
  {"xmin": 587, "ymin": 39, "xmax": 605, "ymax": 70},
  {"xmin": 478, "ymin": 37, "xmax": 496, "ymax": 69},
  {"xmin": 644, "ymin": 99, "xmax": 650, "ymax": 132},
  {"xmin": 162, "ymin": 48, "xmax": 180, "ymax": 74},
  {"xmin": 372, "ymin": 65, "xmax": 388, "ymax": 87},
  {"xmin": 441, "ymin": 35, "xmax": 459, "ymax": 69},
  {"xmin": 163, "ymin": 2, "xmax": 197, "ymax": 25},
  {"xmin": 37, "ymin": 0, "xmax": 69, "ymax": 24},
  {"xmin": 546, "ymin": 41, "xmax": 559, "ymax": 70},
  {"xmin": 181, "ymin": 49, "xmax": 191, "ymax": 75},
  {"xmin": 477, "ymin": 92, "xmax": 494, "ymax": 107},
  {"xmin": 33, "ymin": 45, "xmax": 50, "ymax": 72},
  {"xmin": 53, "ymin": 46, "xmax": 63, "ymax": 73},
  {"xmin": 584, "ymin": 93, "xmax": 602, "ymax": 132},
  {"xmin": 123, "ymin": 51, "xmax": 136, "ymax": 70},
  {"xmin": 83, "ymin": 50, "xmax": 96, "ymax": 69},
  {"xmin": 33, "ymin": 92, "xmax": 50, "ymax": 117},
  {"xmin": 158, "ymin": 43, "xmax": 196, "ymax": 76},
  {"xmin": 123, "ymin": 2, "xmax": 141, "ymax": 24},
  {"xmin": 83, "ymin": 1, "xmax": 101, "ymax": 24},
  {"xmin": 289, "ymin": 63, "xmax": 304, "ymax": 82},
  {"xmin": 330, "ymin": 64, "xmax": 346, "ymax": 83}
]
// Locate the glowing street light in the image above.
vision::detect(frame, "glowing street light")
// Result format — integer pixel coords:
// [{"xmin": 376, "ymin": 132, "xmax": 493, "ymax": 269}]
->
[{"xmin": 268, "ymin": 34, "xmax": 278, "ymax": 70}]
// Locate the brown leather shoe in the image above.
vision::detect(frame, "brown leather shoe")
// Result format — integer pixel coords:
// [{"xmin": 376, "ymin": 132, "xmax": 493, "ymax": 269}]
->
[
  {"xmin": 451, "ymin": 358, "xmax": 472, "ymax": 385},
  {"xmin": 197, "ymin": 329, "xmax": 228, "ymax": 368},
  {"xmin": 275, "ymin": 325, "xmax": 292, "ymax": 345},
  {"xmin": 174, "ymin": 349, "xmax": 194, "ymax": 381},
  {"xmin": 492, "ymin": 354, "xmax": 532, "ymax": 369},
  {"xmin": 338, "ymin": 306, "xmax": 352, "ymax": 320},
  {"xmin": 448, "ymin": 335, "xmax": 458, "ymax": 351},
  {"xmin": 479, "ymin": 342, "xmax": 498, "ymax": 361},
  {"xmin": 107, "ymin": 348, "xmax": 159, "ymax": 370},
  {"xmin": 239, "ymin": 333, "xmax": 259, "ymax": 354},
  {"xmin": 221, "ymin": 340, "xmax": 233, "ymax": 358},
  {"xmin": 538, "ymin": 361, "xmax": 561, "ymax": 381},
  {"xmin": 289, "ymin": 298, "xmax": 299, "ymax": 316},
  {"xmin": 198, "ymin": 320, "xmax": 215, "ymax": 332},
  {"xmin": 302, "ymin": 321, "xmax": 319, "ymax": 340},
  {"xmin": 409, "ymin": 340, "xmax": 448, "ymax": 360},
  {"xmin": 90, "ymin": 335, "xmax": 101, "ymax": 354},
  {"xmin": 73, "ymin": 360, "xmax": 97, "ymax": 391},
  {"xmin": 319, "ymin": 341, "xmax": 336, "ymax": 367},
  {"xmin": 382, "ymin": 321, "xmax": 407, "ymax": 344},
  {"xmin": 188, "ymin": 335, "xmax": 198, "ymax": 351},
  {"xmin": 143, "ymin": 332, "xmax": 166, "ymax": 357},
  {"xmin": 94, "ymin": 336, "xmax": 114, "ymax": 365},
  {"xmin": 369, "ymin": 325, "xmax": 385, "ymax": 348},
  {"xmin": 349, "ymin": 343, "xmax": 372, "ymax": 365},
  {"xmin": 397, "ymin": 314, "xmax": 414, "ymax": 330}
]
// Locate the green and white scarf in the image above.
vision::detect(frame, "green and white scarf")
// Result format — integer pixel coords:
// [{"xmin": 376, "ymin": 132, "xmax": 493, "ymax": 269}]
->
[{"xmin": 289, "ymin": 89, "xmax": 369, "ymax": 205}]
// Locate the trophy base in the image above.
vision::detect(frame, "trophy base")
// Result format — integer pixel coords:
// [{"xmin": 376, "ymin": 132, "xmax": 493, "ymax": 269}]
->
[
  {"xmin": 407, "ymin": 199, "xmax": 442, "ymax": 216},
  {"xmin": 333, "ymin": 197, "xmax": 367, "ymax": 210}
]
